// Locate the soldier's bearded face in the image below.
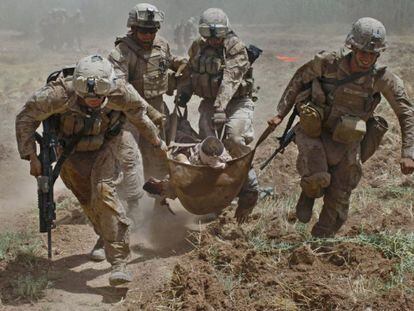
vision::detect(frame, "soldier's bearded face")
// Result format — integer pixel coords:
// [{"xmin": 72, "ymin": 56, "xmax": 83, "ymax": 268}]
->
[{"xmin": 353, "ymin": 49, "xmax": 379, "ymax": 70}]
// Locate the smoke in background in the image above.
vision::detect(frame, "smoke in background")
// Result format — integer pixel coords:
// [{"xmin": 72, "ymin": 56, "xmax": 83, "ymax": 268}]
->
[{"xmin": 0, "ymin": 0, "xmax": 413, "ymax": 37}]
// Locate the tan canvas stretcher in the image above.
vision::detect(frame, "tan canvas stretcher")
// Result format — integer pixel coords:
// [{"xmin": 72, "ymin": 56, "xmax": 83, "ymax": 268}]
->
[{"xmin": 166, "ymin": 126, "xmax": 273, "ymax": 215}]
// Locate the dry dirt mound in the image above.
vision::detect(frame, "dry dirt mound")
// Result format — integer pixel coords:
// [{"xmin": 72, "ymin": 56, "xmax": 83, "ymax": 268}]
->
[{"xmin": 125, "ymin": 208, "xmax": 414, "ymax": 311}]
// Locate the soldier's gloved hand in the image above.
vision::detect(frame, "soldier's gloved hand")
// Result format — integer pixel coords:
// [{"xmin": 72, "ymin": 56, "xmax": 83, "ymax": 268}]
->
[
  {"xmin": 29, "ymin": 153, "xmax": 42, "ymax": 177},
  {"xmin": 175, "ymin": 92, "xmax": 191, "ymax": 108},
  {"xmin": 154, "ymin": 138, "xmax": 168, "ymax": 158},
  {"xmin": 235, "ymin": 205, "xmax": 254, "ymax": 224},
  {"xmin": 400, "ymin": 157, "xmax": 414, "ymax": 175},
  {"xmin": 212, "ymin": 107, "xmax": 227, "ymax": 128}
]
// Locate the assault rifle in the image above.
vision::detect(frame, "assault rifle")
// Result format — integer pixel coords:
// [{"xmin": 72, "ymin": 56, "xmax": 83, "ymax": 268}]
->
[
  {"xmin": 260, "ymin": 110, "xmax": 297, "ymax": 170},
  {"xmin": 34, "ymin": 117, "xmax": 60, "ymax": 259}
]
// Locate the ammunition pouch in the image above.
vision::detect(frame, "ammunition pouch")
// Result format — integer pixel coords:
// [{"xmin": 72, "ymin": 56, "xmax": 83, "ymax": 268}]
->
[
  {"xmin": 332, "ymin": 115, "xmax": 366, "ymax": 144},
  {"xmin": 298, "ymin": 101, "xmax": 325, "ymax": 138},
  {"xmin": 75, "ymin": 135, "xmax": 105, "ymax": 152},
  {"xmin": 361, "ymin": 116, "xmax": 388, "ymax": 163}
]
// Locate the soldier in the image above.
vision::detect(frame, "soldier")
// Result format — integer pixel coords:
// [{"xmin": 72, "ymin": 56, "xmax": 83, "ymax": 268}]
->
[
  {"xmin": 174, "ymin": 20, "xmax": 185, "ymax": 55},
  {"xmin": 15, "ymin": 55, "xmax": 166, "ymax": 285},
  {"xmin": 108, "ymin": 3, "xmax": 187, "ymax": 209},
  {"xmin": 268, "ymin": 17, "xmax": 414, "ymax": 238},
  {"xmin": 183, "ymin": 17, "xmax": 198, "ymax": 49},
  {"xmin": 176, "ymin": 8, "xmax": 259, "ymax": 224},
  {"xmin": 68, "ymin": 9, "xmax": 84, "ymax": 51}
]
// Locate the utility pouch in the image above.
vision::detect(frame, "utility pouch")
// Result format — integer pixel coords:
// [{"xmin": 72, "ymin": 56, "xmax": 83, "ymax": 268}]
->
[
  {"xmin": 361, "ymin": 116, "xmax": 388, "ymax": 163},
  {"xmin": 332, "ymin": 115, "xmax": 366, "ymax": 144},
  {"xmin": 75, "ymin": 135, "xmax": 105, "ymax": 152},
  {"xmin": 298, "ymin": 101, "xmax": 325, "ymax": 138},
  {"xmin": 143, "ymin": 71, "xmax": 168, "ymax": 99}
]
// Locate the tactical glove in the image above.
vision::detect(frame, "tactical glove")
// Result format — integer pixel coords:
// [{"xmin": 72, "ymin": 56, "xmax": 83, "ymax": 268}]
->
[{"xmin": 212, "ymin": 108, "xmax": 227, "ymax": 128}]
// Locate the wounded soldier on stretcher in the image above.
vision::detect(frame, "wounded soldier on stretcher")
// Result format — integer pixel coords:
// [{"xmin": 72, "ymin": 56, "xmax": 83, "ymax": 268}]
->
[{"xmin": 143, "ymin": 136, "xmax": 232, "ymax": 199}]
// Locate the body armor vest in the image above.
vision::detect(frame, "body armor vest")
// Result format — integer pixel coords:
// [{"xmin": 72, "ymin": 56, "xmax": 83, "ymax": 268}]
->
[
  {"xmin": 117, "ymin": 37, "xmax": 170, "ymax": 100},
  {"xmin": 190, "ymin": 42, "xmax": 253, "ymax": 100},
  {"xmin": 59, "ymin": 101, "xmax": 124, "ymax": 152},
  {"xmin": 320, "ymin": 58, "xmax": 382, "ymax": 131}
]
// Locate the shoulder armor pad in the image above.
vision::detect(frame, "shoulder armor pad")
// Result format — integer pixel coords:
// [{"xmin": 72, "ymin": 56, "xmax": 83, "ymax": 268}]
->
[
  {"xmin": 314, "ymin": 50, "xmax": 338, "ymax": 65},
  {"xmin": 153, "ymin": 36, "xmax": 169, "ymax": 49},
  {"xmin": 226, "ymin": 36, "xmax": 246, "ymax": 56}
]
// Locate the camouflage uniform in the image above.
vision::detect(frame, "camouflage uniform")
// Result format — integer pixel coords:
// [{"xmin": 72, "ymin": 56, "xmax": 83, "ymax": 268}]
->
[
  {"xmin": 15, "ymin": 76, "xmax": 160, "ymax": 265},
  {"xmin": 109, "ymin": 35, "xmax": 186, "ymax": 182},
  {"xmin": 180, "ymin": 32, "xmax": 259, "ymax": 209},
  {"xmin": 276, "ymin": 49, "xmax": 414, "ymax": 237}
]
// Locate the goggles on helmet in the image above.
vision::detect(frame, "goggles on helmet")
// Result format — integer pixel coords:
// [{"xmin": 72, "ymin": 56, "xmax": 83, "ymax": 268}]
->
[
  {"xmin": 199, "ymin": 24, "xmax": 227, "ymax": 38},
  {"xmin": 136, "ymin": 8, "xmax": 164, "ymax": 23},
  {"xmin": 73, "ymin": 76, "xmax": 112, "ymax": 98}
]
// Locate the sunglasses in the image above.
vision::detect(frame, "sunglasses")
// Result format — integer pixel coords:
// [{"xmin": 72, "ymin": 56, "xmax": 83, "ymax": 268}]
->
[{"xmin": 136, "ymin": 27, "xmax": 158, "ymax": 34}]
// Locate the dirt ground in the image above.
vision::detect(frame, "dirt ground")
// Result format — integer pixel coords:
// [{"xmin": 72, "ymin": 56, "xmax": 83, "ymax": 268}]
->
[{"xmin": 0, "ymin": 24, "xmax": 413, "ymax": 310}]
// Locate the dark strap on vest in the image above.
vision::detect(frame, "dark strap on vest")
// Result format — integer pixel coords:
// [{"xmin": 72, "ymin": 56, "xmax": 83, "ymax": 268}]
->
[{"xmin": 319, "ymin": 68, "xmax": 376, "ymax": 87}]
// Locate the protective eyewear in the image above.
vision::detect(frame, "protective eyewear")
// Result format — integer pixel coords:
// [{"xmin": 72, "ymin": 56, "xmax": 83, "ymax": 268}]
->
[
  {"xmin": 199, "ymin": 24, "xmax": 227, "ymax": 38},
  {"xmin": 136, "ymin": 8, "xmax": 164, "ymax": 22},
  {"xmin": 73, "ymin": 76, "xmax": 112, "ymax": 98},
  {"xmin": 136, "ymin": 27, "xmax": 158, "ymax": 34}
]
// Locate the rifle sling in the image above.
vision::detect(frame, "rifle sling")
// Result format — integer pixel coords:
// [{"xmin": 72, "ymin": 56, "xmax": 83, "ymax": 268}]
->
[{"xmin": 319, "ymin": 67, "xmax": 375, "ymax": 87}]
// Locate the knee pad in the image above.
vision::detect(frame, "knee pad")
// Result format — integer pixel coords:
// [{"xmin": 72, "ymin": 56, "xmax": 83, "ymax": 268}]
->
[
  {"xmin": 238, "ymin": 190, "xmax": 259, "ymax": 210},
  {"xmin": 301, "ymin": 172, "xmax": 331, "ymax": 198}
]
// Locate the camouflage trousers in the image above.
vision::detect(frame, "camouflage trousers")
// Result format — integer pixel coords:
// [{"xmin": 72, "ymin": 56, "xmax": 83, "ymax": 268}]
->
[
  {"xmin": 118, "ymin": 122, "xmax": 145, "ymax": 206},
  {"xmin": 295, "ymin": 126, "xmax": 363, "ymax": 237},
  {"xmin": 198, "ymin": 97, "xmax": 259, "ymax": 204},
  {"xmin": 138, "ymin": 96, "xmax": 169, "ymax": 182},
  {"xmin": 121, "ymin": 96, "xmax": 169, "ymax": 209},
  {"xmin": 60, "ymin": 130, "xmax": 134, "ymax": 265}
]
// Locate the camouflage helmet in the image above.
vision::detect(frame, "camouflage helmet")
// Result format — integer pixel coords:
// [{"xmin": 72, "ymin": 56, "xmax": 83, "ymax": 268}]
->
[
  {"xmin": 73, "ymin": 55, "xmax": 115, "ymax": 98},
  {"xmin": 345, "ymin": 17, "xmax": 387, "ymax": 52},
  {"xmin": 199, "ymin": 8, "xmax": 229, "ymax": 38},
  {"xmin": 200, "ymin": 136, "xmax": 225, "ymax": 157},
  {"xmin": 127, "ymin": 3, "xmax": 164, "ymax": 29}
]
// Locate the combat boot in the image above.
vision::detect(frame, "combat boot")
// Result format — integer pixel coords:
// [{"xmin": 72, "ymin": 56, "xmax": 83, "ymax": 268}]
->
[
  {"xmin": 90, "ymin": 237, "xmax": 105, "ymax": 262},
  {"xmin": 295, "ymin": 192, "xmax": 315, "ymax": 223},
  {"xmin": 109, "ymin": 262, "xmax": 132, "ymax": 286}
]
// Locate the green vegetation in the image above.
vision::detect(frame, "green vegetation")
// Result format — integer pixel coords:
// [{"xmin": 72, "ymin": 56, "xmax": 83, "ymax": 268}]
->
[
  {"xmin": 0, "ymin": 231, "xmax": 49, "ymax": 302},
  {"xmin": 13, "ymin": 274, "xmax": 49, "ymax": 301}
]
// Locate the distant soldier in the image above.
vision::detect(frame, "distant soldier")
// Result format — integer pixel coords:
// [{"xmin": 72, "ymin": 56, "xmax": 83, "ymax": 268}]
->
[
  {"xmin": 68, "ymin": 9, "xmax": 84, "ymax": 51},
  {"xmin": 174, "ymin": 20, "xmax": 185, "ymax": 54},
  {"xmin": 15, "ymin": 55, "xmax": 166, "ymax": 285},
  {"xmin": 183, "ymin": 16, "xmax": 198, "ymax": 48},
  {"xmin": 268, "ymin": 18, "xmax": 414, "ymax": 237}
]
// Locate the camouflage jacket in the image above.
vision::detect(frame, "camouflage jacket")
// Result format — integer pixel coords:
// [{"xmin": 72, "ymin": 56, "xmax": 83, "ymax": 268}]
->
[
  {"xmin": 182, "ymin": 32, "xmax": 252, "ymax": 109},
  {"xmin": 108, "ymin": 34, "xmax": 187, "ymax": 100},
  {"xmin": 15, "ymin": 77, "xmax": 159, "ymax": 160},
  {"xmin": 276, "ymin": 49, "xmax": 414, "ymax": 158}
]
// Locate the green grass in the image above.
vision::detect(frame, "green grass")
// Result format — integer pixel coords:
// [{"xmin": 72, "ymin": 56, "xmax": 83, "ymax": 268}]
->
[
  {"xmin": 0, "ymin": 231, "xmax": 48, "ymax": 302},
  {"xmin": 12, "ymin": 274, "xmax": 49, "ymax": 301},
  {"xmin": 0, "ymin": 231, "xmax": 41, "ymax": 263}
]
